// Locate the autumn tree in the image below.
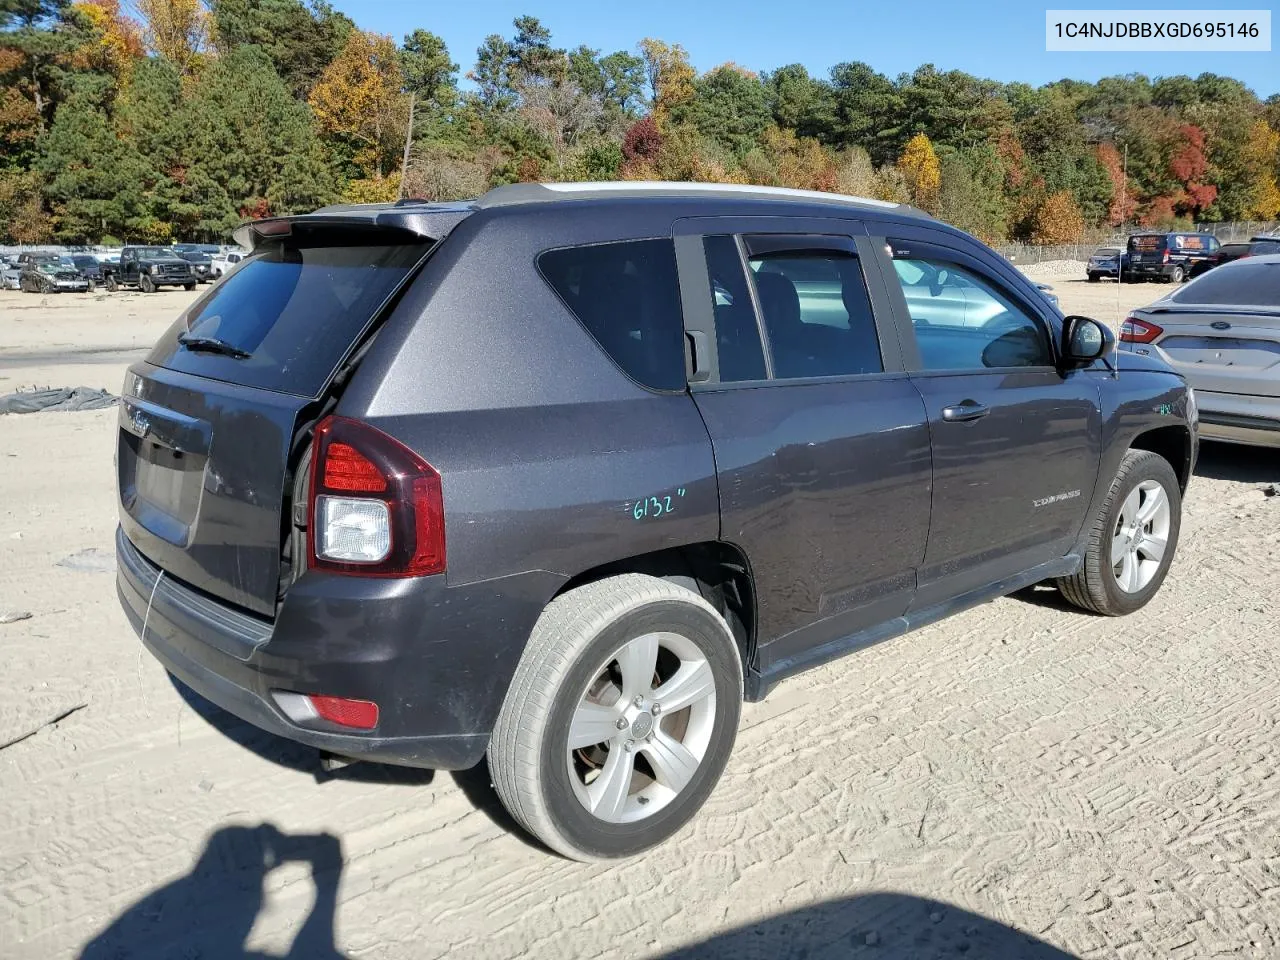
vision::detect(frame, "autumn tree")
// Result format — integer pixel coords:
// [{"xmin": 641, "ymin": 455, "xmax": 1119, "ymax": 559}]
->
[
  {"xmin": 1241, "ymin": 119, "xmax": 1280, "ymax": 219},
  {"xmin": 309, "ymin": 29, "xmax": 408, "ymax": 185},
  {"xmin": 896, "ymin": 132, "xmax": 941, "ymax": 213},
  {"xmin": 1096, "ymin": 142, "xmax": 1136, "ymax": 225},
  {"xmin": 1168, "ymin": 123, "xmax": 1217, "ymax": 216},
  {"xmin": 135, "ymin": 0, "xmax": 209, "ymax": 75},
  {"xmin": 1031, "ymin": 190, "xmax": 1085, "ymax": 244},
  {"xmin": 638, "ymin": 37, "xmax": 694, "ymax": 121}
]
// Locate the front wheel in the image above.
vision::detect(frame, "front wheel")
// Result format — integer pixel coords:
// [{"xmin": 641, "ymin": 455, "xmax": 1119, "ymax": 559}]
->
[
  {"xmin": 183, "ymin": 281, "xmax": 196, "ymax": 291},
  {"xmin": 86, "ymin": 279, "xmax": 95, "ymax": 293},
  {"xmin": 489, "ymin": 574, "xmax": 743, "ymax": 861},
  {"xmin": 139, "ymin": 273, "xmax": 155, "ymax": 293},
  {"xmin": 1087, "ymin": 272, "xmax": 1100, "ymax": 283},
  {"xmin": 1056, "ymin": 450, "xmax": 1181, "ymax": 616},
  {"xmin": 105, "ymin": 274, "xmax": 118, "ymax": 292}
]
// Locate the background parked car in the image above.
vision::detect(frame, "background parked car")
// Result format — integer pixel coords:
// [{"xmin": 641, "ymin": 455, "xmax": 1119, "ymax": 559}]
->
[
  {"xmin": 1121, "ymin": 254, "xmax": 1280, "ymax": 447},
  {"xmin": 1086, "ymin": 246, "xmax": 1129, "ymax": 282},
  {"xmin": 103, "ymin": 246, "xmax": 197, "ymax": 292},
  {"xmin": 1125, "ymin": 231, "xmax": 1221, "ymax": 283},
  {"xmin": 66, "ymin": 254, "xmax": 105, "ymax": 290},
  {"xmin": 172, "ymin": 243, "xmax": 216, "ymax": 283},
  {"xmin": 0, "ymin": 256, "xmax": 21, "ymax": 290},
  {"xmin": 20, "ymin": 258, "xmax": 90, "ymax": 293},
  {"xmin": 210, "ymin": 250, "xmax": 246, "ymax": 277}
]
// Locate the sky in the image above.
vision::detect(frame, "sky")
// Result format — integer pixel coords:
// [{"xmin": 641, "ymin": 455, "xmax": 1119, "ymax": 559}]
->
[{"xmin": 333, "ymin": 0, "xmax": 1280, "ymax": 97}]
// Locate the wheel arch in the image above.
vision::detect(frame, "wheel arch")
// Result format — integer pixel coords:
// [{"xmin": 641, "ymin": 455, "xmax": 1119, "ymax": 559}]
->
[
  {"xmin": 1129, "ymin": 424, "xmax": 1193, "ymax": 492},
  {"xmin": 552, "ymin": 541, "xmax": 759, "ymax": 688}
]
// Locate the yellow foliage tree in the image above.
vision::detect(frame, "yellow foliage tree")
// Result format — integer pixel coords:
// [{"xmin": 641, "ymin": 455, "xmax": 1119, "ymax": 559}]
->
[
  {"xmin": 134, "ymin": 0, "xmax": 208, "ymax": 75},
  {"xmin": 1031, "ymin": 191, "xmax": 1085, "ymax": 244},
  {"xmin": 638, "ymin": 38, "xmax": 695, "ymax": 124},
  {"xmin": 1242, "ymin": 119, "xmax": 1280, "ymax": 220},
  {"xmin": 309, "ymin": 30, "xmax": 408, "ymax": 182},
  {"xmin": 896, "ymin": 133, "xmax": 941, "ymax": 213},
  {"xmin": 69, "ymin": 1, "xmax": 144, "ymax": 82}
]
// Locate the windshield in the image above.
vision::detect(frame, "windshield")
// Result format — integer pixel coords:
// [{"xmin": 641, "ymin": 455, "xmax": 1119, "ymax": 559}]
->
[
  {"xmin": 73, "ymin": 256, "xmax": 97, "ymax": 268},
  {"xmin": 136, "ymin": 247, "xmax": 179, "ymax": 258},
  {"xmin": 1172, "ymin": 260, "xmax": 1280, "ymax": 306}
]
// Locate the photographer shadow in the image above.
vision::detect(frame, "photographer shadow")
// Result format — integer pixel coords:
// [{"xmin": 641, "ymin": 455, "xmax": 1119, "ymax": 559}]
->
[{"xmin": 79, "ymin": 823, "xmax": 347, "ymax": 960}]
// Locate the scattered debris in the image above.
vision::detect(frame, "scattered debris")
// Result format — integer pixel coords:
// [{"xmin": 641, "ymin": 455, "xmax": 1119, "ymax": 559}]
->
[
  {"xmin": 0, "ymin": 609, "xmax": 33, "ymax": 624},
  {"xmin": 0, "ymin": 386, "xmax": 118, "ymax": 415},
  {"xmin": 198, "ymin": 780, "xmax": 214, "ymax": 793},
  {"xmin": 0, "ymin": 703, "xmax": 87, "ymax": 752},
  {"xmin": 56, "ymin": 548, "xmax": 116, "ymax": 573},
  {"xmin": 1264, "ymin": 484, "xmax": 1278, "ymax": 498},
  {"xmin": 916, "ymin": 797, "xmax": 932, "ymax": 839}
]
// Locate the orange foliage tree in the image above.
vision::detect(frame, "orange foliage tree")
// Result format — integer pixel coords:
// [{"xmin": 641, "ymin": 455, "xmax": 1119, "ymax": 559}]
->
[{"xmin": 1031, "ymin": 190, "xmax": 1084, "ymax": 244}]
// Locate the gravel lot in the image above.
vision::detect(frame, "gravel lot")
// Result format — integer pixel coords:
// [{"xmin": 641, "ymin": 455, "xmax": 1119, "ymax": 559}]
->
[{"xmin": 2, "ymin": 272, "xmax": 1278, "ymax": 960}]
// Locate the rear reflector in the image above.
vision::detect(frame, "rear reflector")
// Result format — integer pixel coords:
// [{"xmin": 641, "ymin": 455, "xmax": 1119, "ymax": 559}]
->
[
  {"xmin": 308, "ymin": 695, "xmax": 379, "ymax": 730},
  {"xmin": 1120, "ymin": 317, "xmax": 1163, "ymax": 344}
]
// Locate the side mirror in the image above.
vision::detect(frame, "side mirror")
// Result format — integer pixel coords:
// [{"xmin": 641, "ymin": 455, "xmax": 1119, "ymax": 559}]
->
[{"xmin": 1062, "ymin": 315, "xmax": 1114, "ymax": 365}]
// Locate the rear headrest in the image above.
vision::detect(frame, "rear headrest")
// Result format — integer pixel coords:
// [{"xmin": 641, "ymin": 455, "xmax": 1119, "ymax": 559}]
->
[{"xmin": 753, "ymin": 271, "xmax": 802, "ymax": 331}]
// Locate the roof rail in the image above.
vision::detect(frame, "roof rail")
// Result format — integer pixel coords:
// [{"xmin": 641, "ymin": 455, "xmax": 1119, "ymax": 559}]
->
[{"xmin": 475, "ymin": 180, "xmax": 913, "ymax": 213}]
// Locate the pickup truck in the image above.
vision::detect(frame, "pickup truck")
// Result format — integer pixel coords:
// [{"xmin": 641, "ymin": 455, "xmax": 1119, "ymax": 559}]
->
[{"xmin": 103, "ymin": 246, "xmax": 197, "ymax": 293}]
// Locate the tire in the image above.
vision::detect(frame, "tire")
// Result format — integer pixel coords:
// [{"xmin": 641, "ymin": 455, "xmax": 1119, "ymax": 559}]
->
[
  {"xmin": 105, "ymin": 274, "xmax": 118, "ymax": 292},
  {"xmin": 140, "ymin": 273, "xmax": 155, "ymax": 293},
  {"xmin": 1056, "ymin": 450, "xmax": 1181, "ymax": 616},
  {"xmin": 184, "ymin": 281, "xmax": 196, "ymax": 291},
  {"xmin": 86, "ymin": 279, "xmax": 95, "ymax": 293},
  {"xmin": 1087, "ymin": 272, "xmax": 1100, "ymax": 283},
  {"xmin": 489, "ymin": 574, "xmax": 743, "ymax": 861},
  {"xmin": 1168, "ymin": 266, "xmax": 1184, "ymax": 283}
]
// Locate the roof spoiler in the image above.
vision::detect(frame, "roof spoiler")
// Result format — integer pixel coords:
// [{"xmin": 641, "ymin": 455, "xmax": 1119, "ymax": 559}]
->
[{"xmin": 232, "ymin": 202, "xmax": 476, "ymax": 251}]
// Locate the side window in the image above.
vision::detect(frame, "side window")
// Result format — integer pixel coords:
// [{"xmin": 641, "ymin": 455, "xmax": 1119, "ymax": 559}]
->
[
  {"xmin": 747, "ymin": 249, "xmax": 883, "ymax": 379},
  {"xmin": 889, "ymin": 255, "xmax": 1053, "ymax": 371},
  {"xmin": 538, "ymin": 238, "xmax": 686, "ymax": 391},
  {"xmin": 702, "ymin": 235, "xmax": 766, "ymax": 382}
]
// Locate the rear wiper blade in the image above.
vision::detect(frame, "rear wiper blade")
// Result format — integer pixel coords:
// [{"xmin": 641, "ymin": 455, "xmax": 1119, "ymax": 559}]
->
[{"xmin": 177, "ymin": 334, "xmax": 251, "ymax": 359}]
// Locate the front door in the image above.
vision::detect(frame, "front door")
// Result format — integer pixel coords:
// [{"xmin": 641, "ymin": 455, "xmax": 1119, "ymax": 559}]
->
[
  {"xmin": 676, "ymin": 220, "xmax": 933, "ymax": 679},
  {"xmin": 875, "ymin": 233, "xmax": 1101, "ymax": 607}
]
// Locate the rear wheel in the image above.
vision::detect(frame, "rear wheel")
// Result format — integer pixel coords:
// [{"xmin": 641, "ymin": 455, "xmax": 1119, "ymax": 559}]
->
[
  {"xmin": 489, "ymin": 574, "xmax": 743, "ymax": 861},
  {"xmin": 1056, "ymin": 450, "xmax": 1181, "ymax": 616},
  {"xmin": 1169, "ymin": 266, "xmax": 1185, "ymax": 283}
]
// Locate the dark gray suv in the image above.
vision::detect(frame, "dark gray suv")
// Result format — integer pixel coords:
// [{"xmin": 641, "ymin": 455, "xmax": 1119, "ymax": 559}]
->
[{"xmin": 115, "ymin": 182, "xmax": 1197, "ymax": 860}]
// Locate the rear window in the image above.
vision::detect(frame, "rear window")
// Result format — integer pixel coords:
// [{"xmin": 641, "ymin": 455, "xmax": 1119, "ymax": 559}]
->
[
  {"xmin": 1252, "ymin": 238, "xmax": 1280, "ymax": 255},
  {"xmin": 1094, "ymin": 248, "xmax": 1120, "ymax": 256},
  {"xmin": 1129, "ymin": 235, "xmax": 1165, "ymax": 252},
  {"xmin": 147, "ymin": 241, "xmax": 429, "ymax": 396},
  {"xmin": 1172, "ymin": 260, "xmax": 1280, "ymax": 305},
  {"xmin": 538, "ymin": 238, "xmax": 686, "ymax": 391}
]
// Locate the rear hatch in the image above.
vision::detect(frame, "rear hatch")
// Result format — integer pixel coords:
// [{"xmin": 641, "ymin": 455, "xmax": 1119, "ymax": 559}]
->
[{"xmin": 117, "ymin": 208, "xmax": 469, "ymax": 617}]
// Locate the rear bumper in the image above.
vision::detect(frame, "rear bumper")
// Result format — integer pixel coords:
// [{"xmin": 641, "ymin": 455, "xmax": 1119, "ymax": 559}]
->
[
  {"xmin": 115, "ymin": 526, "xmax": 535, "ymax": 769},
  {"xmin": 1128, "ymin": 264, "xmax": 1177, "ymax": 279},
  {"xmin": 1195, "ymin": 391, "xmax": 1280, "ymax": 448}
]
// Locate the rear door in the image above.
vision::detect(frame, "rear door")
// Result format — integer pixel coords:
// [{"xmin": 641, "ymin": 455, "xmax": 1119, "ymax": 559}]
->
[
  {"xmin": 675, "ymin": 217, "xmax": 932, "ymax": 677},
  {"xmin": 872, "ymin": 228, "xmax": 1101, "ymax": 607},
  {"xmin": 118, "ymin": 229, "xmax": 437, "ymax": 617}
]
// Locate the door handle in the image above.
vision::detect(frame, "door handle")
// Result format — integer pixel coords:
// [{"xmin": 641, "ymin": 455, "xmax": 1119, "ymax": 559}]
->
[{"xmin": 941, "ymin": 400, "xmax": 990, "ymax": 422}]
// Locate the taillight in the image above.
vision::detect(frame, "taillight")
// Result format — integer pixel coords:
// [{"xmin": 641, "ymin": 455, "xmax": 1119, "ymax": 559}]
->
[
  {"xmin": 1120, "ymin": 317, "xmax": 1163, "ymax": 344},
  {"xmin": 1162, "ymin": 250, "xmax": 1170, "ymax": 263},
  {"xmin": 307, "ymin": 416, "xmax": 446, "ymax": 577}
]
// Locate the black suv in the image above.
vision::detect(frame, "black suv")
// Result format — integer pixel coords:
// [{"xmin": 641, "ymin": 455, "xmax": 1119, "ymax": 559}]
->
[
  {"xmin": 115, "ymin": 183, "xmax": 1197, "ymax": 860},
  {"xmin": 172, "ymin": 243, "xmax": 217, "ymax": 283},
  {"xmin": 1125, "ymin": 231, "xmax": 1220, "ymax": 283},
  {"xmin": 104, "ymin": 246, "xmax": 197, "ymax": 292}
]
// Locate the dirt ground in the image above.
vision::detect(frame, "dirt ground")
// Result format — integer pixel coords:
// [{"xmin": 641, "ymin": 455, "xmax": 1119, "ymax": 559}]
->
[{"xmin": 2, "ymin": 271, "xmax": 1279, "ymax": 960}]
